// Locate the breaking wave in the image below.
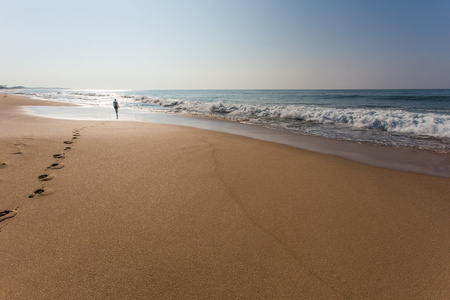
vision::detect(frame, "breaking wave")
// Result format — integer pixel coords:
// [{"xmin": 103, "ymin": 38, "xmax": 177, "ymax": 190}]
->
[{"xmin": 135, "ymin": 96, "xmax": 450, "ymax": 140}]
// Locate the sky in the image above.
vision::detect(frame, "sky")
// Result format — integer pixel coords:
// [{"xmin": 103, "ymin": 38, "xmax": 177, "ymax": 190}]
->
[{"xmin": 1, "ymin": 0, "xmax": 449, "ymax": 89}]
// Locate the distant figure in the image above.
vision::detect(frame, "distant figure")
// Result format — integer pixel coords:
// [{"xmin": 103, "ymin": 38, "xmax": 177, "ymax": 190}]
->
[{"xmin": 113, "ymin": 99, "xmax": 119, "ymax": 119}]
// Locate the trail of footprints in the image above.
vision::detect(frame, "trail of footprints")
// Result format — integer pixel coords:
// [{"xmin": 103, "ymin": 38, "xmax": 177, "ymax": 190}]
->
[
  {"xmin": 1, "ymin": 123, "xmax": 107, "ymax": 223},
  {"xmin": 0, "ymin": 125, "xmax": 97, "ymax": 224},
  {"xmin": 28, "ymin": 129, "xmax": 82, "ymax": 199}
]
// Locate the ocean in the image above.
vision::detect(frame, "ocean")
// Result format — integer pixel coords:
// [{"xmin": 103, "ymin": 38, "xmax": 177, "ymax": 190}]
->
[{"xmin": 10, "ymin": 88, "xmax": 450, "ymax": 153}]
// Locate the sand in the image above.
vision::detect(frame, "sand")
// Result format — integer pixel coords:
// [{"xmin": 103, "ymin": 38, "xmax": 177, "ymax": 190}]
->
[{"xmin": 1, "ymin": 93, "xmax": 449, "ymax": 299}]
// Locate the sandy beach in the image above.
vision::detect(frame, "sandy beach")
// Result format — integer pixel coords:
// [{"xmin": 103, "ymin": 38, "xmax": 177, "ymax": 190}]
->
[{"xmin": 1, "ymin": 94, "xmax": 449, "ymax": 299}]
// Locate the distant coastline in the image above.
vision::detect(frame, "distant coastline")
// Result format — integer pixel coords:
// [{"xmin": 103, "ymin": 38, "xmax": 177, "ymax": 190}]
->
[
  {"xmin": 1, "ymin": 85, "xmax": 66, "ymax": 90},
  {"xmin": 0, "ymin": 85, "xmax": 26, "ymax": 89}
]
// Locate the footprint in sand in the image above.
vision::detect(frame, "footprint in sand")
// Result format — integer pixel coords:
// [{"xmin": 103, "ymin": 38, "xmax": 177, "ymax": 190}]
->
[
  {"xmin": 64, "ymin": 147, "xmax": 71, "ymax": 151},
  {"xmin": 0, "ymin": 209, "xmax": 17, "ymax": 222},
  {"xmin": 28, "ymin": 189, "xmax": 44, "ymax": 198},
  {"xmin": 63, "ymin": 141, "xmax": 73, "ymax": 145},
  {"xmin": 53, "ymin": 154, "xmax": 65, "ymax": 159},
  {"xmin": 38, "ymin": 174, "xmax": 54, "ymax": 181},
  {"xmin": 0, "ymin": 162, "xmax": 7, "ymax": 168},
  {"xmin": 47, "ymin": 163, "xmax": 64, "ymax": 170},
  {"xmin": 28, "ymin": 188, "xmax": 53, "ymax": 198}
]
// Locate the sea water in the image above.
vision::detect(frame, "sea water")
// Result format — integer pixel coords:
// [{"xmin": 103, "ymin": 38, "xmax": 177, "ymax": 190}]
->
[{"xmin": 11, "ymin": 89, "xmax": 450, "ymax": 153}]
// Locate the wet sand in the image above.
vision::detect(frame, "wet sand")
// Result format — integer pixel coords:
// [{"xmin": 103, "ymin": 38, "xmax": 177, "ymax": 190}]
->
[
  {"xmin": 1, "ymin": 94, "xmax": 449, "ymax": 299},
  {"xmin": 27, "ymin": 104, "xmax": 450, "ymax": 178}
]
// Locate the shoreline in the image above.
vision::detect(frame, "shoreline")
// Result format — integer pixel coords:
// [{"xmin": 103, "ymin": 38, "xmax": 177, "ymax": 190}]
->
[
  {"xmin": 24, "ymin": 98, "xmax": 450, "ymax": 178},
  {"xmin": 6, "ymin": 88, "xmax": 450, "ymax": 156},
  {"xmin": 1, "ymin": 93, "xmax": 449, "ymax": 299}
]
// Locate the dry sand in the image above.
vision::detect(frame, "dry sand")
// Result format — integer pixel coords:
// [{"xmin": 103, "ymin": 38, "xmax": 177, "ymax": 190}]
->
[{"xmin": 1, "ymin": 93, "xmax": 449, "ymax": 299}]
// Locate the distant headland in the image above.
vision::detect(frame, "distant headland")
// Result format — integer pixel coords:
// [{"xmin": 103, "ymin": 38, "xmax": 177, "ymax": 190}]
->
[{"xmin": 0, "ymin": 85, "xmax": 26, "ymax": 89}]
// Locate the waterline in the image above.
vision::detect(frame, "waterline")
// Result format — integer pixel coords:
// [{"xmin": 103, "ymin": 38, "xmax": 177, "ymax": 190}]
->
[{"xmin": 28, "ymin": 105, "xmax": 450, "ymax": 178}]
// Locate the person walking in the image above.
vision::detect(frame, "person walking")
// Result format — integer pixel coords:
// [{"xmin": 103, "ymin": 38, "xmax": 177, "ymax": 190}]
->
[{"xmin": 113, "ymin": 99, "xmax": 119, "ymax": 119}]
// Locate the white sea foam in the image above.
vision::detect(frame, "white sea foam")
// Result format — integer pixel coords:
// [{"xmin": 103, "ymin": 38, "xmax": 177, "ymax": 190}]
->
[{"xmin": 135, "ymin": 96, "xmax": 450, "ymax": 139}]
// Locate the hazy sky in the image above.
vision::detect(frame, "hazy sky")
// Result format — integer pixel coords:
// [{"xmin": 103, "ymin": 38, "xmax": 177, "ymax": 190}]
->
[{"xmin": 1, "ymin": 0, "xmax": 449, "ymax": 89}]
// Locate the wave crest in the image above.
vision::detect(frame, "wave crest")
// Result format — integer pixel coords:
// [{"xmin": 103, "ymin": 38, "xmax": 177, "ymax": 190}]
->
[{"xmin": 134, "ymin": 96, "xmax": 450, "ymax": 139}]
